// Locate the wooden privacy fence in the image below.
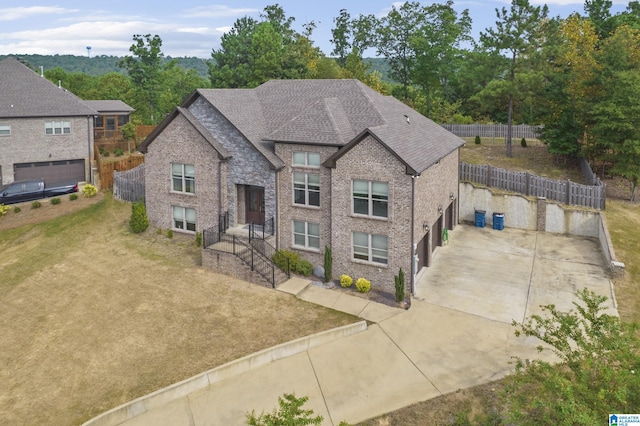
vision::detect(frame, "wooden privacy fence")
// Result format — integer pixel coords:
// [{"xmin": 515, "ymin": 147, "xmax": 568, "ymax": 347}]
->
[
  {"xmin": 98, "ymin": 156, "xmax": 145, "ymax": 189},
  {"xmin": 460, "ymin": 162, "xmax": 606, "ymax": 209},
  {"xmin": 441, "ymin": 124, "xmax": 542, "ymax": 139},
  {"xmin": 114, "ymin": 163, "xmax": 145, "ymax": 202}
]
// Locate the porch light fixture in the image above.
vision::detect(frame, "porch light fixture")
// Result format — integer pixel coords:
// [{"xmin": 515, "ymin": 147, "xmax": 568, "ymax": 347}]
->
[
  {"xmin": 423, "ymin": 222, "xmax": 429, "ymax": 232},
  {"xmin": 438, "ymin": 206, "xmax": 443, "ymax": 215},
  {"xmin": 450, "ymin": 193, "xmax": 455, "ymax": 201}
]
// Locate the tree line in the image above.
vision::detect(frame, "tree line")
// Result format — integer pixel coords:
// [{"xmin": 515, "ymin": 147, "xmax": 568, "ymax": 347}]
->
[{"xmin": 17, "ymin": 1, "xmax": 640, "ymax": 198}]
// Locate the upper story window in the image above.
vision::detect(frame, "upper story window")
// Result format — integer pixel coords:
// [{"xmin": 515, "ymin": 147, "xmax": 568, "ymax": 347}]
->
[
  {"xmin": 45, "ymin": 121, "xmax": 70, "ymax": 135},
  {"xmin": 293, "ymin": 152, "xmax": 320, "ymax": 167},
  {"xmin": 0, "ymin": 125, "xmax": 10, "ymax": 136},
  {"xmin": 353, "ymin": 180, "xmax": 388, "ymax": 218},
  {"xmin": 172, "ymin": 163, "xmax": 195, "ymax": 193},
  {"xmin": 293, "ymin": 172, "xmax": 320, "ymax": 207},
  {"xmin": 352, "ymin": 232, "xmax": 388, "ymax": 265}
]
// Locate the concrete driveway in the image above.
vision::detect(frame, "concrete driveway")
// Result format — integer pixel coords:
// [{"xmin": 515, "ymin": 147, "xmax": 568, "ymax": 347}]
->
[
  {"xmin": 94, "ymin": 225, "xmax": 617, "ymax": 426},
  {"xmin": 414, "ymin": 224, "xmax": 617, "ymax": 324}
]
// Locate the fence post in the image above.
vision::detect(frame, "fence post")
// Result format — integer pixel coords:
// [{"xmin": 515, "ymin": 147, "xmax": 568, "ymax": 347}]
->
[
  {"xmin": 526, "ymin": 172, "xmax": 531, "ymax": 196},
  {"xmin": 566, "ymin": 179, "xmax": 572, "ymax": 205},
  {"xmin": 251, "ymin": 249, "xmax": 254, "ymax": 271},
  {"xmin": 487, "ymin": 165, "xmax": 492, "ymax": 187}
]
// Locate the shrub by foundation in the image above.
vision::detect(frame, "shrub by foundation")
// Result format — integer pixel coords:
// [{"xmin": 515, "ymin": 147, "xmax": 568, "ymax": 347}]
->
[
  {"xmin": 340, "ymin": 275, "xmax": 353, "ymax": 288},
  {"xmin": 355, "ymin": 278, "xmax": 371, "ymax": 293}
]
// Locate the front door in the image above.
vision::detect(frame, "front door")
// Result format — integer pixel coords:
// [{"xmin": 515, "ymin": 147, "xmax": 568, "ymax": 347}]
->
[{"xmin": 245, "ymin": 186, "xmax": 265, "ymax": 225}]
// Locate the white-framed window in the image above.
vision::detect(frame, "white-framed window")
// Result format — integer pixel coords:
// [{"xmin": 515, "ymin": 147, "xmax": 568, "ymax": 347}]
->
[
  {"xmin": 293, "ymin": 151, "xmax": 320, "ymax": 167},
  {"xmin": 293, "ymin": 172, "xmax": 320, "ymax": 207},
  {"xmin": 172, "ymin": 206, "xmax": 196, "ymax": 232},
  {"xmin": 172, "ymin": 163, "xmax": 195, "ymax": 193},
  {"xmin": 353, "ymin": 180, "xmax": 388, "ymax": 218},
  {"xmin": 0, "ymin": 125, "xmax": 10, "ymax": 136},
  {"xmin": 293, "ymin": 220, "xmax": 320, "ymax": 250},
  {"xmin": 45, "ymin": 121, "xmax": 70, "ymax": 135},
  {"xmin": 352, "ymin": 232, "xmax": 388, "ymax": 265}
]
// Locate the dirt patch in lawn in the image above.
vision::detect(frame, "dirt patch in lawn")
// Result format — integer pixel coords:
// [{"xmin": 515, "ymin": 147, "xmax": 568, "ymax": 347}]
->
[{"xmin": 0, "ymin": 194, "xmax": 357, "ymax": 426}]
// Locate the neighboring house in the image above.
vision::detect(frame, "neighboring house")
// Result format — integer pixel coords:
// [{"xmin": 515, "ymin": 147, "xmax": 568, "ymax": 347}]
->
[
  {"xmin": 140, "ymin": 79, "xmax": 464, "ymax": 294},
  {"xmin": 0, "ymin": 57, "xmax": 97, "ymax": 186},
  {"xmin": 84, "ymin": 100, "xmax": 134, "ymax": 142}
]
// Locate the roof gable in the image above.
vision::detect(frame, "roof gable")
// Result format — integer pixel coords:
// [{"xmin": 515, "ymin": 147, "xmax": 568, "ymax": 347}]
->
[
  {"xmin": 0, "ymin": 57, "xmax": 97, "ymax": 118},
  {"xmin": 139, "ymin": 107, "xmax": 230, "ymax": 160}
]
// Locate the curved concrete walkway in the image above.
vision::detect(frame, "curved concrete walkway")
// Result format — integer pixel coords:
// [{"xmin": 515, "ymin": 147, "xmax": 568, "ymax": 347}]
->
[{"xmin": 85, "ymin": 225, "xmax": 616, "ymax": 426}]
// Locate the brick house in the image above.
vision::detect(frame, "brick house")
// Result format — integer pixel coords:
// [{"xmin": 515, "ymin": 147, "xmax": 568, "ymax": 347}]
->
[
  {"xmin": 140, "ymin": 79, "xmax": 464, "ymax": 294},
  {"xmin": 0, "ymin": 57, "xmax": 97, "ymax": 186}
]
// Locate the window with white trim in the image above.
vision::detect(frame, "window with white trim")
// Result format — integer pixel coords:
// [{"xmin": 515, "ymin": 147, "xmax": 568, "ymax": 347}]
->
[
  {"xmin": 172, "ymin": 163, "xmax": 195, "ymax": 193},
  {"xmin": 293, "ymin": 220, "xmax": 320, "ymax": 250},
  {"xmin": 45, "ymin": 121, "xmax": 70, "ymax": 135},
  {"xmin": 293, "ymin": 151, "xmax": 320, "ymax": 167},
  {"xmin": 293, "ymin": 172, "xmax": 320, "ymax": 207},
  {"xmin": 352, "ymin": 232, "xmax": 388, "ymax": 265},
  {"xmin": 353, "ymin": 180, "xmax": 388, "ymax": 218},
  {"xmin": 0, "ymin": 125, "xmax": 10, "ymax": 136},
  {"xmin": 172, "ymin": 206, "xmax": 196, "ymax": 232}
]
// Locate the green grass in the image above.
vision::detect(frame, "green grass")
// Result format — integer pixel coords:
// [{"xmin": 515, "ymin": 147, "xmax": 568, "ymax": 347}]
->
[{"xmin": 604, "ymin": 199, "xmax": 640, "ymax": 324}]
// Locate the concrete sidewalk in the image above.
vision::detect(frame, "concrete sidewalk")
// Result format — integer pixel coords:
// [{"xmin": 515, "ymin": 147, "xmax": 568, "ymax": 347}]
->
[{"xmin": 86, "ymin": 225, "xmax": 616, "ymax": 426}]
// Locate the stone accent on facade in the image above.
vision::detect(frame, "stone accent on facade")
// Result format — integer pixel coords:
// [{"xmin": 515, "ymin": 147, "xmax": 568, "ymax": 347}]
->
[
  {"xmin": 144, "ymin": 113, "xmax": 223, "ymax": 233},
  {"xmin": 189, "ymin": 98, "xmax": 276, "ymax": 227}
]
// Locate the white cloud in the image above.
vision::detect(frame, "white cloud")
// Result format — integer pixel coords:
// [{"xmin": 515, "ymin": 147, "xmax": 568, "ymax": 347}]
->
[
  {"xmin": 0, "ymin": 6, "xmax": 72, "ymax": 21},
  {"xmin": 180, "ymin": 5, "xmax": 260, "ymax": 18}
]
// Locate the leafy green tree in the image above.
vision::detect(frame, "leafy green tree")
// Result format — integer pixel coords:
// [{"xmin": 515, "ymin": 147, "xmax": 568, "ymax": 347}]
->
[
  {"xmin": 591, "ymin": 25, "xmax": 640, "ymax": 200},
  {"xmin": 411, "ymin": 0, "xmax": 472, "ymax": 118},
  {"xmin": 505, "ymin": 289, "xmax": 640, "ymax": 425},
  {"xmin": 118, "ymin": 34, "xmax": 164, "ymax": 124},
  {"xmin": 584, "ymin": 0, "xmax": 615, "ymax": 38},
  {"xmin": 331, "ymin": 9, "xmax": 352, "ymax": 67},
  {"xmin": 209, "ymin": 5, "xmax": 315, "ymax": 88},
  {"xmin": 480, "ymin": 0, "xmax": 549, "ymax": 157},
  {"xmin": 246, "ymin": 393, "xmax": 323, "ymax": 426},
  {"xmin": 375, "ymin": 1, "xmax": 426, "ymax": 101}
]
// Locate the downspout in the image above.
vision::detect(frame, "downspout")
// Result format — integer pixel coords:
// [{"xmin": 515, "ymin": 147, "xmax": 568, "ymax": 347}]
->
[
  {"xmin": 274, "ymin": 169, "xmax": 279, "ymax": 249},
  {"xmin": 87, "ymin": 116, "xmax": 92, "ymax": 184},
  {"xmin": 410, "ymin": 173, "xmax": 417, "ymax": 296},
  {"xmin": 217, "ymin": 161, "xmax": 222, "ymax": 215}
]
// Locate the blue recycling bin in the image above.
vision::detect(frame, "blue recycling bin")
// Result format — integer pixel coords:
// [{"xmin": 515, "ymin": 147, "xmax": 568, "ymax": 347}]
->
[
  {"xmin": 474, "ymin": 210, "xmax": 486, "ymax": 228},
  {"xmin": 493, "ymin": 213, "xmax": 505, "ymax": 230}
]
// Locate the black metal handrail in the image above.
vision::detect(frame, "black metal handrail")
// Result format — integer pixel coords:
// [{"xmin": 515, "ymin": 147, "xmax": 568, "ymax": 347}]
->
[{"xmin": 203, "ymin": 230, "xmax": 284, "ymax": 288}]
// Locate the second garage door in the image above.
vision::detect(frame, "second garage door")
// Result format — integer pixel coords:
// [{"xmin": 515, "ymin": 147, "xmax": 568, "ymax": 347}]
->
[{"xmin": 14, "ymin": 159, "xmax": 85, "ymax": 185}]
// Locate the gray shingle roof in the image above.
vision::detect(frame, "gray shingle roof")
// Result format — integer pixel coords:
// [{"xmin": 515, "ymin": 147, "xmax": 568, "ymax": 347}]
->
[
  {"xmin": 156, "ymin": 79, "xmax": 464, "ymax": 174},
  {"xmin": 83, "ymin": 100, "xmax": 134, "ymax": 114},
  {"xmin": 0, "ymin": 57, "xmax": 97, "ymax": 118}
]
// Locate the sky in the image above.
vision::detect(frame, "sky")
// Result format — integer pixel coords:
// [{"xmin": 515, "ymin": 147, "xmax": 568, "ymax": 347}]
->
[{"xmin": 0, "ymin": 1, "xmax": 632, "ymax": 59}]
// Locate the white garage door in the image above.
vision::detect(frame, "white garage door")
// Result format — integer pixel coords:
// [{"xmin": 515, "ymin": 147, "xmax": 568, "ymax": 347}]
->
[{"xmin": 14, "ymin": 159, "xmax": 85, "ymax": 185}]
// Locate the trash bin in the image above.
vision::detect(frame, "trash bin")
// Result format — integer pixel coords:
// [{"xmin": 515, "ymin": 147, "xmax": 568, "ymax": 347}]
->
[
  {"xmin": 493, "ymin": 213, "xmax": 504, "ymax": 230},
  {"xmin": 474, "ymin": 210, "xmax": 486, "ymax": 228}
]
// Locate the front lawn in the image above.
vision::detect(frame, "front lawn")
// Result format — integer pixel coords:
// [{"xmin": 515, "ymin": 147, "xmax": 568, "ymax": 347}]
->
[{"xmin": 0, "ymin": 194, "xmax": 357, "ymax": 425}]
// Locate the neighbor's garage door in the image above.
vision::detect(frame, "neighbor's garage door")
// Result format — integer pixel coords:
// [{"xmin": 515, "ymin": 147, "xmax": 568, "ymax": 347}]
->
[{"xmin": 14, "ymin": 159, "xmax": 85, "ymax": 185}]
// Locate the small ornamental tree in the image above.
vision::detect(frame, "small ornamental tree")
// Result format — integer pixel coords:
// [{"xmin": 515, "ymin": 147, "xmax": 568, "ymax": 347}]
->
[
  {"xmin": 520, "ymin": 137, "xmax": 527, "ymax": 148},
  {"xmin": 129, "ymin": 201, "xmax": 149, "ymax": 233},
  {"xmin": 246, "ymin": 393, "xmax": 323, "ymax": 426},
  {"xmin": 324, "ymin": 245, "xmax": 332, "ymax": 283},
  {"xmin": 474, "ymin": 135, "xmax": 481, "ymax": 145},
  {"xmin": 394, "ymin": 267, "xmax": 405, "ymax": 302}
]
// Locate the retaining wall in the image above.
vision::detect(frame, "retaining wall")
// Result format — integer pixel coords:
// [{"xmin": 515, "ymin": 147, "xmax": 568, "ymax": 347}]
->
[{"xmin": 460, "ymin": 182, "xmax": 624, "ymax": 276}]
